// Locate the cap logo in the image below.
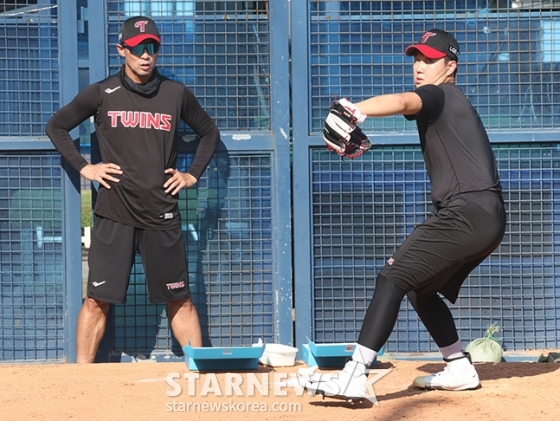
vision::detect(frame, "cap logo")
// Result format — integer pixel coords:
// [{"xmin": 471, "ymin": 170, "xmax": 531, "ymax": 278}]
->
[
  {"xmin": 420, "ymin": 32, "xmax": 437, "ymax": 44},
  {"xmin": 134, "ymin": 20, "xmax": 148, "ymax": 33}
]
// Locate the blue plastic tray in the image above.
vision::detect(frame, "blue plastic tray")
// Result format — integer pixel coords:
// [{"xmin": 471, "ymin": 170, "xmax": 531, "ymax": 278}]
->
[
  {"xmin": 302, "ymin": 342, "xmax": 355, "ymax": 368},
  {"xmin": 182, "ymin": 344, "xmax": 265, "ymax": 371},
  {"xmin": 302, "ymin": 341, "xmax": 384, "ymax": 368}
]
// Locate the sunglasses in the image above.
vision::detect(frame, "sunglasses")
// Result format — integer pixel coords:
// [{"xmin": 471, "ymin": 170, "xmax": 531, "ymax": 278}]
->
[{"xmin": 122, "ymin": 42, "xmax": 160, "ymax": 57}]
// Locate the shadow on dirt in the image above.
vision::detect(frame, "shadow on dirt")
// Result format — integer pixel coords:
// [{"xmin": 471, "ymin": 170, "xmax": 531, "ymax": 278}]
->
[{"xmin": 415, "ymin": 360, "xmax": 560, "ymax": 382}]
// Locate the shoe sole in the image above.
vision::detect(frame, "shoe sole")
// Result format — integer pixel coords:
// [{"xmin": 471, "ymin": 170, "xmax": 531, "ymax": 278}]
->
[
  {"xmin": 417, "ymin": 381, "xmax": 480, "ymax": 391},
  {"xmin": 315, "ymin": 389, "xmax": 365, "ymax": 404},
  {"xmin": 305, "ymin": 384, "xmax": 366, "ymax": 403}
]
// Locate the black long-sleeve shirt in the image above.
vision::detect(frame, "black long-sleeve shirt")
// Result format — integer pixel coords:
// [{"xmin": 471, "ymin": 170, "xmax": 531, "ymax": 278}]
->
[{"xmin": 46, "ymin": 67, "xmax": 220, "ymax": 229}]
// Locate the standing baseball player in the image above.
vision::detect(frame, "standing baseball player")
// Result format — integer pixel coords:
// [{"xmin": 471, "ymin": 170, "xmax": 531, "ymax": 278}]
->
[
  {"xmin": 46, "ymin": 16, "xmax": 220, "ymax": 363},
  {"xmin": 308, "ymin": 29, "xmax": 506, "ymax": 398}
]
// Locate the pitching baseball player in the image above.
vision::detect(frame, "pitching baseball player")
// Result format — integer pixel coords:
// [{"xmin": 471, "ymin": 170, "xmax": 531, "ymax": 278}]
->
[
  {"xmin": 308, "ymin": 29, "xmax": 506, "ymax": 400},
  {"xmin": 46, "ymin": 16, "xmax": 220, "ymax": 363}
]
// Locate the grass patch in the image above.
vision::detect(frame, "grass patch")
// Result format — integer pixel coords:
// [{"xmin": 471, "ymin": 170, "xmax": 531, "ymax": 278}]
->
[{"xmin": 81, "ymin": 189, "xmax": 92, "ymax": 228}]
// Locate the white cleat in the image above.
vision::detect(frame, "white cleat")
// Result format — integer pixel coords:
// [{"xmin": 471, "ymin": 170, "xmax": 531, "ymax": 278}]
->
[
  {"xmin": 413, "ymin": 352, "xmax": 480, "ymax": 391},
  {"xmin": 305, "ymin": 360, "xmax": 368, "ymax": 400}
]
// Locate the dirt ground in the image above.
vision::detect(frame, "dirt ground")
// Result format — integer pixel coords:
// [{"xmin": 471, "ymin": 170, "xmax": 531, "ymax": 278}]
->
[{"xmin": 1, "ymin": 356, "xmax": 559, "ymax": 421}]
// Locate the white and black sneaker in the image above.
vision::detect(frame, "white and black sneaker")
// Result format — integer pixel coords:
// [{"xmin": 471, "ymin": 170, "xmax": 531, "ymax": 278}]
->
[
  {"xmin": 305, "ymin": 359, "xmax": 368, "ymax": 400},
  {"xmin": 413, "ymin": 352, "xmax": 480, "ymax": 391}
]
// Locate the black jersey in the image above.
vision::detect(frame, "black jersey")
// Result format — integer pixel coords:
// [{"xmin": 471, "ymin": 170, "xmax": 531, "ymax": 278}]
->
[
  {"xmin": 405, "ymin": 83, "xmax": 501, "ymax": 205},
  {"xmin": 46, "ymin": 66, "xmax": 220, "ymax": 229}
]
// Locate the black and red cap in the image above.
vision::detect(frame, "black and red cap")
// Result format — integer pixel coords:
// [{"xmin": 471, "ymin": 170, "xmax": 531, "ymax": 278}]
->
[
  {"xmin": 118, "ymin": 16, "xmax": 160, "ymax": 47},
  {"xmin": 405, "ymin": 29, "xmax": 460, "ymax": 62}
]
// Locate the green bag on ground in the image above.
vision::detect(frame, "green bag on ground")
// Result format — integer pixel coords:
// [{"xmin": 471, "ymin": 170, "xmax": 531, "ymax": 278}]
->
[{"xmin": 465, "ymin": 323, "xmax": 503, "ymax": 363}]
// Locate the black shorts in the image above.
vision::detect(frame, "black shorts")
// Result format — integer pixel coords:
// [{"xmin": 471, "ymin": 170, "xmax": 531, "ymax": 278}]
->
[
  {"xmin": 86, "ymin": 215, "xmax": 191, "ymax": 304},
  {"xmin": 379, "ymin": 191, "xmax": 506, "ymax": 303}
]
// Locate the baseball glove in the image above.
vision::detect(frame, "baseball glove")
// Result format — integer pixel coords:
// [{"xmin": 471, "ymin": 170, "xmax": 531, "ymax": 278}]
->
[{"xmin": 323, "ymin": 98, "xmax": 372, "ymax": 159}]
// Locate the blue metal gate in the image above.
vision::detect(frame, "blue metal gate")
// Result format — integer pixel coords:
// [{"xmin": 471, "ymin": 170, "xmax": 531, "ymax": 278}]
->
[
  {"xmin": 0, "ymin": 0, "xmax": 82, "ymax": 362},
  {"xmin": 2, "ymin": 1, "xmax": 560, "ymax": 363}
]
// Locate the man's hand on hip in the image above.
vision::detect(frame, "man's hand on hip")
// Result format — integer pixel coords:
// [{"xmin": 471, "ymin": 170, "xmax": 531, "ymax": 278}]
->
[
  {"xmin": 164, "ymin": 169, "xmax": 198, "ymax": 195},
  {"xmin": 80, "ymin": 163, "xmax": 122, "ymax": 190}
]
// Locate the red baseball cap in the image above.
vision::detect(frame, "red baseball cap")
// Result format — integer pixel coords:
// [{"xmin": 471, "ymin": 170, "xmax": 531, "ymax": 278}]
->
[
  {"xmin": 118, "ymin": 16, "xmax": 160, "ymax": 47},
  {"xmin": 405, "ymin": 29, "xmax": 460, "ymax": 61}
]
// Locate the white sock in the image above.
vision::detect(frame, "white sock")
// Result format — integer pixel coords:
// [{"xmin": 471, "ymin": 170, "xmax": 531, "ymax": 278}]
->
[
  {"xmin": 352, "ymin": 343, "xmax": 377, "ymax": 366},
  {"xmin": 439, "ymin": 340, "xmax": 463, "ymax": 360}
]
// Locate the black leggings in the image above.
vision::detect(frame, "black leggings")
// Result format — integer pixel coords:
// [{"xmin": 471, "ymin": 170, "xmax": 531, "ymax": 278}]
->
[{"xmin": 357, "ymin": 274, "xmax": 459, "ymax": 351}]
